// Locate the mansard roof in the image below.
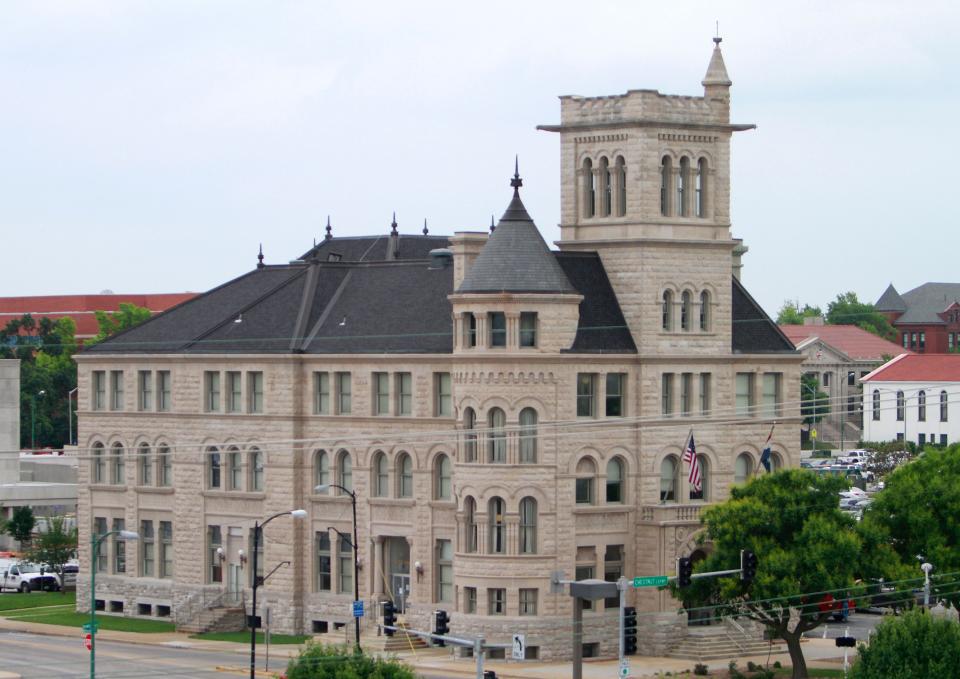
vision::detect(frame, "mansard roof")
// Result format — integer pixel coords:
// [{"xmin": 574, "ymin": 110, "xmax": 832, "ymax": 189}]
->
[
  {"xmin": 732, "ymin": 277, "xmax": 797, "ymax": 354},
  {"xmin": 875, "ymin": 283, "xmax": 907, "ymax": 313}
]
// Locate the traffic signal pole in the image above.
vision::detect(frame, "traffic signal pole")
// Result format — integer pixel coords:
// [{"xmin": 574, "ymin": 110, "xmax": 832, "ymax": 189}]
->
[{"xmin": 618, "ymin": 577, "xmax": 625, "ymax": 668}]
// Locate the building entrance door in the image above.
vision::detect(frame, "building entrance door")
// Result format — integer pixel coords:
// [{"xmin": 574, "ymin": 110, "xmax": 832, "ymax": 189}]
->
[
  {"xmin": 384, "ymin": 537, "xmax": 410, "ymax": 613},
  {"xmin": 392, "ymin": 574, "xmax": 410, "ymax": 613},
  {"xmin": 227, "ymin": 564, "xmax": 242, "ymax": 604}
]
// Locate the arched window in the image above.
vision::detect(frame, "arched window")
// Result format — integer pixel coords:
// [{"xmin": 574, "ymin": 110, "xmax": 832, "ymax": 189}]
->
[
  {"xmin": 615, "ymin": 156, "xmax": 626, "ymax": 216},
  {"xmin": 435, "ymin": 454, "xmax": 451, "ymax": 500},
  {"xmin": 373, "ymin": 451, "xmax": 389, "ymax": 497},
  {"xmin": 92, "ymin": 442, "xmax": 105, "ymax": 484},
  {"xmin": 660, "ymin": 455, "xmax": 678, "ymax": 502},
  {"xmin": 699, "ymin": 291, "xmax": 710, "ymax": 331},
  {"xmin": 488, "ymin": 497, "xmax": 505, "ymax": 554},
  {"xmin": 660, "ymin": 156, "xmax": 672, "ymax": 216},
  {"xmin": 681, "ymin": 291, "xmax": 692, "ymax": 331},
  {"xmin": 519, "ymin": 497, "xmax": 537, "ymax": 554},
  {"xmin": 463, "ymin": 407, "xmax": 477, "ymax": 463},
  {"xmin": 678, "ymin": 157, "xmax": 690, "ymax": 216},
  {"xmin": 941, "ymin": 390, "xmax": 949, "ymax": 423},
  {"xmin": 770, "ymin": 452, "xmax": 783, "ymax": 472},
  {"xmin": 464, "ymin": 497, "xmax": 477, "ymax": 553},
  {"xmin": 662, "ymin": 290, "xmax": 674, "ymax": 331},
  {"xmin": 583, "ymin": 158, "xmax": 595, "ymax": 218},
  {"xmin": 599, "ymin": 156, "xmax": 611, "ymax": 217},
  {"xmin": 138, "ymin": 443, "xmax": 152, "ymax": 486},
  {"xmin": 690, "ymin": 455, "xmax": 709, "ymax": 501},
  {"xmin": 487, "ymin": 408, "xmax": 506, "ymax": 463},
  {"xmin": 158, "ymin": 444, "xmax": 172, "ymax": 487},
  {"xmin": 397, "ymin": 452, "xmax": 413, "ymax": 498},
  {"xmin": 519, "ymin": 408, "xmax": 538, "ymax": 463},
  {"xmin": 734, "ymin": 453, "xmax": 753, "ymax": 485},
  {"xmin": 314, "ymin": 449, "xmax": 329, "ymax": 488},
  {"xmin": 918, "ymin": 390, "xmax": 927, "ymax": 422},
  {"xmin": 227, "ymin": 446, "xmax": 242, "ymax": 491},
  {"xmin": 111, "ymin": 443, "xmax": 125, "ymax": 485},
  {"xmin": 872, "ymin": 390, "xmax": 881, "ymax": 421},
  {"xmin": 575, "ymin": 457, "xmax": 596, "ymax": 504},
  {"xmin": 896, "ymin": 391, "xmax": 905, "ymax": 421},
  {"xmin": 606, "ymin": 457, "xmax": 624, "ymax": 503},
  {"xmin": 337, "ymin": 450, "xmax": 352, "ymax": 493},
  {"xmin": 249, "ymin": 447, "xmax": 264, "ymax": 492},
  {"xmin": 696, "ymin": 158, "xmax": 707, "ymax": 217},
  {"xmin": 207, "ymin": 446, "xmax": 220, "ymax": 489}
]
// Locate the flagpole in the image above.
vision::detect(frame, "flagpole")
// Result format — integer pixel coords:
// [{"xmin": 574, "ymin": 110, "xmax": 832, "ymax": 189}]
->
[{"xmin": 676, "ymin": 428, "xmax": 692, "ymax": 498}]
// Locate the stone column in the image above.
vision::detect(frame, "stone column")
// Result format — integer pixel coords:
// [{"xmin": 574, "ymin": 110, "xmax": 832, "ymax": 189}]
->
[{"xmin": 373, "ymin": 536, "xmax": 384, "ymax": 595}]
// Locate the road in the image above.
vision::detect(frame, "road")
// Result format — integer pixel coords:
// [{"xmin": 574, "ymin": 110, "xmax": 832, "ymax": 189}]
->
[{"xmin": 802, "ymin": 612, "xmax": 882, "ymax": 642}]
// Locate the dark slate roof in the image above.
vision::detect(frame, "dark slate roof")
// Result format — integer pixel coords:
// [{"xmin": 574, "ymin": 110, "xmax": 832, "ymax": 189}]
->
[
  {"xmin": 894, "ymin": 282, "xmax": 960, "ymax": 325},
  {"xmin": 457, "ymin": 190, "xmax": 576, "ymax": 294},
  {"xmin": 555, "ymin": 252, "xmax": 636, "ymax": 353},
  {"xmin": 300, "ymin": 234, "xmax": 450, "ymax": 262},
  {"xmin": 875, "ymin": 283, "xmax": 907, "ymax": 313},
  {"xmin": 732, "ymin": 277, "xmax": 797, "ymax": 354}
]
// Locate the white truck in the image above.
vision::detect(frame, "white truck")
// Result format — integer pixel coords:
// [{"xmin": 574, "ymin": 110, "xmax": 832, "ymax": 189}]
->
[{"xmin": 0, "ymin": 561, "xmax": 61, "ymax": 593}]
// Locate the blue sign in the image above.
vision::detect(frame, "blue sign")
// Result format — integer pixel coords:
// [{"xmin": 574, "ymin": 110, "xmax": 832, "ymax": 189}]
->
[{"xmin": 352, "ymin": 600, "xmax": 364, "ymax": 618}]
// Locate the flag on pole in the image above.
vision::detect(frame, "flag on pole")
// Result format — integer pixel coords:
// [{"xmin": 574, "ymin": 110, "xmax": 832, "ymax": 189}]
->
[
  {"xmin": 759, "ymin": 424, "xmax": 775, "ymax": 472},
  {"xmin": 683, "ymin": 432, "xmax": 702, "ymax": 493}
]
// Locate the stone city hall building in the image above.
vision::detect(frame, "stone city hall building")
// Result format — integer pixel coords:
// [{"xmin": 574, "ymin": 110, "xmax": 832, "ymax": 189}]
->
[{"xmin": 76, "ymin": 41, "xmax": 800, "ymax": 659}]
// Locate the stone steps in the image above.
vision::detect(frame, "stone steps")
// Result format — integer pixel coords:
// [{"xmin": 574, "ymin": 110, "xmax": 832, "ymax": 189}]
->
[
  {"xmin": 177, "ymin": 606, "xmax": 246, "ymax": 634},
  {"xmin": 667, "ymin": 629, "xmax": 787, "ymax": 661}
]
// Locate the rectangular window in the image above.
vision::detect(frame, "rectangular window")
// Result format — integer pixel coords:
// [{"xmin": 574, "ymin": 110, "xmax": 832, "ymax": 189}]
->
[
  {"xmin": 113, "ymin": 518, "xmax": 126, "ymax": 574},
  {"xmin": 226, "ymin": 371, "xmax": 242, "ymax": 413},
  {"xmin": 208, "ymin": 525, "xmax": 222, "ymax": 583},
  {"xmin": 920, "ymin": 332, "xmax": 926, "ymax": 351},
  {"xmin": 204, "ymin": 371, "xmax": 221, "ymax": 412},
  {"xmin": 435, "ymin": 372, "xmax": 452, "ymax": 416},
  {"xmin": 605, "ymin": 373, "xmax": 625, "ymax": 417},
  {"xmin": 110, "ymin": 370, "xmax": 124, "ymax": 411},
  {"xmin": 338, "ymin": 536, "xmax": 353, "ymax": 594},
  {"xmin": 661, "ymin": 373, "xmax": 674, "ymax": 417},
  {"xmin": 519, "ymin": 312, "xmax": 537, "ymax": 348},
  {"xmin": 577, "ymin": 373, "xmax": 596, "ymax": 417},
  {"xmin": 604, "ymin": 544, "xmax": 624, "ymax": 608},
  {"xmin": 762, "ymin": 373, "xmax": 781, "ymax": 418},
  {"xmin": 228, "ymin": 450, "xmax": 242, "ymax": 490},
  {"xmin": 464, "ymin": 313, "xmax": 477, "ymax": 348},
  {"xmin": 395, "ymin": 372, "xmax": 412, "ymax": 415},
  {"xmin": 902, "ymin": 333, "xmax": 909, "ymax": 349},
  {"xmin": 140, "ymin": 520, "xmax": 154, "ymax": 577},
  {"xmin": 941, "ymin": 434, "xmax": 948, "ymax": 446},
  {"xmin": 488, "ymin": 588, "xmax": 506, "ymax": 615},
  {"xmin": 159, "ymin": 521, "xmax": 173, "ymax": 578},
  {"xmin": 465, "ymin": 587, "xmax": 477, "ymax": 614},
  {"xmin": 489, "ymin": 312, "xmax": 506, "ymax": 347},
  {"xmin": 248, "ymin": 371, "xmax": 263, "ymax": 413},
  {"xmin": 373, "ymin": 372, "xmax": 390, "ymax": 415},
  {"xmin": 735, "ymin": 373, "xmax": 753, "ymax": 416},
  {"xmin": 436, "ymin": 540, "xmax": 453, "ymax": 603},
  {"xmin": 700, "ymin": 373, "xmax": 711, "ymax": 415},
  {"xmin": 316, "ymin": 533, "xmax": 331, "ymax": 591},
  {"xmin": 314, "ymin": 372, "xmax": 330, "ymax": 415},
  {"xmin": 919, "ymin": 433, "xmax": 926, "ymax": 446},
  {"xmin": 680, "ymin": 373, "xmax": 692, "ymax": 416},
  {"xmin": 157, "ymin": 371, "xmax": 171, "ymax": 412},
  {"xmin": 949, "ymin": 333, "xmax": 955, "ymax": 350},
  {"xmin": 519, "ymin": 588, "xmax": 538, "ymax": 616},
  {"xmin": 159, "ymin": 447, "xmax": 172, "ymax": 487},
  {"xmin": 137, "ymin": 371, "xmax": 152, "ymax": 411},
  {"xmin": 847, "ymin": 372, "xmax": 856, "ymax": 387},
  {"xmin": 336, "ymin": 372, "xmax": 352, "ymax": 414},
  {"xmin": 92, "ymin": 371, "xmax": 107, "ymax": 411},
  {"xmin": 911, "ymin": 332, "xmax": 918, "ymax": 350},
  {"xmin": 94, "ymin": 517, "xmax": 108, "ymax": 572}
]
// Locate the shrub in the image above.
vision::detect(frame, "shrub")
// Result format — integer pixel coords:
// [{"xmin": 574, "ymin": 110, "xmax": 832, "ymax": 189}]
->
[
  {"xmin": 693, "ymin": 663, "xmax": 709, "ymax": 675},
  {"xmin": 285, "ymin": 642, "xmax": 416, "ymax": 679},
  {"xmin": 850, "ymin": 608, "xmax": 960, "ymax": 679}
]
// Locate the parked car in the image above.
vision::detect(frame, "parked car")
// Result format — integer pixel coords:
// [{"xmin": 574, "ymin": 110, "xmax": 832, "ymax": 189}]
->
[{"xmin": 0, "ymin": 562, "xmax": 61, "ymax": 592}]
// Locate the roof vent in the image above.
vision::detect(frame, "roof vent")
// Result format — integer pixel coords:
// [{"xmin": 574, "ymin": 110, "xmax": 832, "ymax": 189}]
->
[{"xmin": 429, "ymin": 248, "xmax": 453, "ymax": 269}]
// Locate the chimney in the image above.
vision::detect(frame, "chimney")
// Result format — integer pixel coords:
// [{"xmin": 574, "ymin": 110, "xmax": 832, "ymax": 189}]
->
[
  {"xmin": 732, "ymin": 239, "xmax": 748, "ymax": 281},
  {"xmin": 448, "ymin": 232, "xmax": 489, "ymax": 289}
]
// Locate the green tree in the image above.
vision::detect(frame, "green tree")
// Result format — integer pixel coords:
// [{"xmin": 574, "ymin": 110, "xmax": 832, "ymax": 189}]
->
[
  {"xmin": 825, "ymin": 292, "xmax": 896, "ymax": 340},
  {"xmin": 850, "ymin": 608, "xmax": 960, "ymax": 679},
  {"xmin": 672, "ymin": 470, "xmax": 900, "ymax": 679},
  {"xmin": 801, "ymin": 374, "xmax": 830, "ymax": 426},
  {"xmin": 776, "ymin": 300, "xmax": 822, "ymax": 325},
  {"xmin": 861, "ymin": 444, "xmax": 960, "ymax": 607},
  {"xmin": 88, "ymin": 303, "xmax": 152, "ymax": 345},
  {"xmin": 285, "ymin": 642, "xmax": 416, "ymax": 678},
  {"xmin": 25, "ymin": 516, "xmax": 77, "ymax": 594},
  {"xmin": 7, "ymin": 506, "xmax": 36, "ymax": 547}
]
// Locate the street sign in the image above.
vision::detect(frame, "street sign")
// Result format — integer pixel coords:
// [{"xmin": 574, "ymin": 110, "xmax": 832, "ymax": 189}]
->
[
  {"xmin": 511, "ymin": 633, "xmax": 525, "ymax": 660},
  {"xmin": 83, "ymin": 633, "xmax": 92, "ymax": 651},
  {"xmin": 619, "ymin": 661, "xmax": 630, "ymax": 677},
  {"xmin": 811, "ymin": 428, "xmax": 818, "ymax": 439},
  {"xmin": 352, "ymin": 600, "xmax": 364, "ymax": 618},
  {"xmin": 82, "ymin": 622, "xmax": 99, "ymax": 633},
  {"xmin": 632, "ymin": 576, "xmax": 668, "ymax": 588}
]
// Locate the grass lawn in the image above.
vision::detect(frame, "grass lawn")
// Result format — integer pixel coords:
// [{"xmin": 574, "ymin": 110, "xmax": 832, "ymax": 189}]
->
[
  {"xmin": 190, "ymin": 630, "xmax": 310, "ymax": 645},
  {"xmin": 0, "ymin": 591, "xmax": 75, "ymax": 612},
  {"xmin": 4, "ymin": 609, "xmax": 175, "ymax": 633}
]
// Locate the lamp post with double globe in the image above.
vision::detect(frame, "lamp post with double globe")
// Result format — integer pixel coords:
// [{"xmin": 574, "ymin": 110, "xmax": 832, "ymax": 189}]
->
[{"xmin": 315, "ymin": 483, "xmax": 360, "ymax": 653}]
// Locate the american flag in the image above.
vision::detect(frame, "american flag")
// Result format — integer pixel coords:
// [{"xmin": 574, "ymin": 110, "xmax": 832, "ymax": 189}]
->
[{"xmin": 683, "ymin": 433, "xmax": 701, "ymax": 493}]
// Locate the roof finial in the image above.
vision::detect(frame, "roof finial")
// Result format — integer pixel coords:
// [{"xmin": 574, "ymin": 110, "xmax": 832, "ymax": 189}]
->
[
  {"xmin": 423, "ymin": 218, "xmax": 429, "ymax": 236},
  {"xmin": 489, "ymin": 214, "xmax": 496, "ymax": 233},
  {"xmin": 391, "ymin": 212, "xmax": 398, "ymax": 235},
  {"xmin": 257, "ymin": 243, "xmax": 264, "ymax": 269},
  {"xmin": 324, "ymin": 216, "xmax": 333, "ymax": 241},
  {"xmin": 510, "ymin": 155, "xmax": 523, "ymax": 194},
  {"xmin": 714, "ymin": 21, "xmax": 721, "ymax": 45}
]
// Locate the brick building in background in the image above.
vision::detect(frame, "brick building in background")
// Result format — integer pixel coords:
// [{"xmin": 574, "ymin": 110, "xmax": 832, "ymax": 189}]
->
[{"xmin": 876, "ymin": 282, "xmax": 960, "ymax": 353}]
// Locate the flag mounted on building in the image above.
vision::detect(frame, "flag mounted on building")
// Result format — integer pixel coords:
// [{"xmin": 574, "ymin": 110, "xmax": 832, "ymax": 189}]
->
[
  {"xmin": 759, "ymin": 424, "xmax": 775, "ymax": 472},
  {"xmin": 683, "ymin": 432, "xmax": 701, "ymax": 492}
]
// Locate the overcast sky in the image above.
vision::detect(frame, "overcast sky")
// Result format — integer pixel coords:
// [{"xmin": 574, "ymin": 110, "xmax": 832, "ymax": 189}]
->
[{"xmin": 2, "ymin": 1, "xmax": 958, "ymax": 317}]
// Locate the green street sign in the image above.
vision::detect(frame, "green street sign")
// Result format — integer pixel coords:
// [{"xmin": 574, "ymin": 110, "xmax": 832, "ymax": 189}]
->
[
  {"xmin": 632, "ymin": 576, "xmax": 668, "ymax": 588},
  {"xmin": 82, "ymin": 622, "xmax": 99, "ymax": 633}
]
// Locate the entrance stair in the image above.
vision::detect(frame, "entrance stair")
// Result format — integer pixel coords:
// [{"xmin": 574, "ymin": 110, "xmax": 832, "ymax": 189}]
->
[{"xmin": 666, "ymin": 622, "xmax": 787, "ymax": 661}]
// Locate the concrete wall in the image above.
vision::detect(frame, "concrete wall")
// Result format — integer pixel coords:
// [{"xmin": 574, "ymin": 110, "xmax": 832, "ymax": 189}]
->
[{"xmin": 0, "ymin": 360, "xmax": 20, "ymax": 484}]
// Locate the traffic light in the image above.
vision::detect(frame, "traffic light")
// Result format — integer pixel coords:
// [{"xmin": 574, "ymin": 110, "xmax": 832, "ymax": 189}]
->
[
  {"xmin": 677, "ymin": 557, "xmax": 693, "ymax": 588},
  {"xmin": 383, "ymin": 600, "xmax": 396, "ymax": 636},
  {"xmin": 434, "ymin": 609, "xmax": 450, "ymax": 646},
  {"xmin": 623, "ymin": 606, "xmax": 637, "ymax": 655},
  {"xmin": 741, "ymin": 550, "xmax": 758, "ymax": 582},
  {"xmin": 835, "ymin": 636, "xmax": 856, "ymax": 648}
]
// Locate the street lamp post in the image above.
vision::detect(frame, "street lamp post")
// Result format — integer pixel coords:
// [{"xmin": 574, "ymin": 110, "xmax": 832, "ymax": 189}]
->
[
  {"xmin": 801, "ymin": 382, "xmax": 819, "ymax": 455},
  {"xmin": 249, "ymin": 509, "xmax": 306, "ymax": 679},
  {"xmin": 90, "ymin": 529, "xmax": 139, "ymax": 679},
  {"xmin": 68, "ymin": 387, "xmax": 79, "ymax": 446},
  {"xmin": 30, "ymin": 390, "xmax": 45, "ymax": 450},
  {"xmin": 315, "ymin": 483, "xmax": 360, "ymax": 653},
  {"xmin": 921, "ymin": 561, "xmax": 934, "ymax": 608}
]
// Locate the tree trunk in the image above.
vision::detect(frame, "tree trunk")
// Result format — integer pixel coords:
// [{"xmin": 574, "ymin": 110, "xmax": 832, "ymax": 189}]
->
[{"xmin": 782, "ymin": 628, "xmax": 808, "ymax": 679}]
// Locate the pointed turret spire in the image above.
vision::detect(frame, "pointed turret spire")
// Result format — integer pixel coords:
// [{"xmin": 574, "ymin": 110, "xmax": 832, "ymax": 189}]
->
[
  {"xmin": 391, "ymin": 212, "xmax": 398, "ymax": 235},
  {"xmin": 324, "ymin": 216, "xmax": 333, "ymax": 241},
  {"xmin": 423, "ymin": 219, "xmax": 429, "ymax": 236},
  {"xmin": 257, "ymin": 243, "xmax": 264, "ymax": 269},
  {"xmin": 702, "ymin": 36, "xmax": 732, "ymax": 88},
  {"xmin": 510, "ymin": 155, "xmax": 523, "ymax": 195},
  {"xmin": 489, "ymin": 214, "xmax": 495, "ymax": 233}
]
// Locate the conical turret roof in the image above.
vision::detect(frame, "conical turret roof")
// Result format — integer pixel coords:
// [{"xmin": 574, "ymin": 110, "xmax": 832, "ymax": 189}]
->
[
  {"xmin": 702, "ymin": 37, "xmax": 732, "ymax": 87},
  {"xmin": 876, "ymin": 283, "xmax": 907, "ymax": 312},
  {"xmin": 458, "ymin": 169, "xmax": 575, "ymax": 295}
]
